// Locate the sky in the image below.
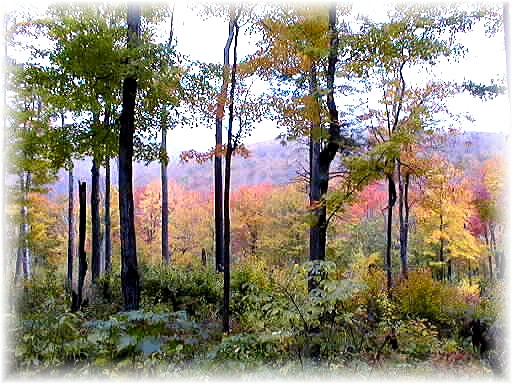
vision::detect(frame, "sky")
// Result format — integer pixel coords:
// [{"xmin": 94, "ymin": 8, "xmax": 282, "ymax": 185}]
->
[
  {"xmin": 3, "ymin": 1, "xmax": 510, "ymax": 156},
  {"xmin": 166, "ymin": 2, "xmax": 509, "ymax": 155}
]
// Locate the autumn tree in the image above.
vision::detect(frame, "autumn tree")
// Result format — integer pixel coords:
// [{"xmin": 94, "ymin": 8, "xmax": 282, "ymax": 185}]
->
[
  {"xmin": 415, "ymin": 157, "xmax": 485, "ymax": 280},
  {"xmin": 251, "ymin": 5, "xmax": 354, "ymax": 288},
  {"xmin": 6, "ymin": 62, "xmax": 64, "ymax": 282},
  {"xmin": 470, "ymin": 156, "xmax": 504, "ymax": 278},
  {"xmin": 346, "ymin": 4, "xmax": 487, "ymax": 288}
]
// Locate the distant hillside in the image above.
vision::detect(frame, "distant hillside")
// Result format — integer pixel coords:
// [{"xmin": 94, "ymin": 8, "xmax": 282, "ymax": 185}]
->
[{"xmin": 47, "ymin": 131, "xmax": 506, "ymax": 198}]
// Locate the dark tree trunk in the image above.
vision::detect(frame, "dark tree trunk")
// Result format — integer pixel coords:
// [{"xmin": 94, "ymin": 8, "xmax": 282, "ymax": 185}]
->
[
  {"xmin": 67, "ymin": 166, "xmax": 75, "ymax": 289},
  {"xmin": 308, "ymin": 65, "xmax": 323, "ymax": 292},
  {"xmin": 64, "ymin": 110, "xmax": 74, "ymax": 290},
  {"xmin": 103, "ymin": 107, "xmax": 112, "ymax": 275},
  {"xmin": 223, "ymin": 150, "xmax": 232, "ymax": 332},
  {"xmin": 398, "ymin": 163, "xmax": 409, "ymax": 279},
  {"xmin": 214, "ymin": 130, "xmax": 224, "ymax": 272},
  {"xmin": 118, "ymin": 4, "xmax": 141, "ymax": 311},
  {"xmin": 91, "ymin": 157, "xmax": 101, "ymax": 282},
  {"xmin": 161, "ymin": 112, "xmax": 170, "ymax": 264},
  {"xmin": 214, "ymin": 13, "xmax": 237, "ymax": 272},
  {"xmin": 308, "ymin": 6, "xmax": 340, "ymax": 291},
  {"xmin": 223, "ymin": 18, "xmax": 239, "ymax": 334},
  {"xmin": 385, "ymin": 173, "xmax": 397, "ymax": 294},
  {"xmin": 201, "ymin": 248, "xmax": 207, "ymax": 267},
  {"xmin": 161, "ymin": 10, "xmax": 174, "ymax": 265},
  {"xmin": 104, "ymin": 159, "xmax": 112, "ymax": 274},
  {"xmin": 75, "ymin": 181, "xmax": 88, "ymax": 311}
]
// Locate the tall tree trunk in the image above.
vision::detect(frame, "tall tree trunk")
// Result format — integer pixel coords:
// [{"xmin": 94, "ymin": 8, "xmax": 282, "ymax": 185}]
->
[
  {"xmin": 308, "ymin": 63, "xmax": 322, "ymax": 263},
  {"xmin": 160, "ymin": 7, "xmax": 174, "ymax": 265},
  {"xmin": 161, "ymin": 112, "xmax": 170, "ymax": 264},
  {"xmin": 118, "ymin": 3, "xmax": 141, "ymax": 311},
  {"xmin": 385, "ymin": 173, "xmax": 396, "ymax": 294},
  {"xmin": 104, "ymin": 159, "xmax": 112, "ymax": 274},
  {"xmin": 439, "ymin": 213, "xmax": 445, "ymax": 281},
  {"xmin": 20, "ymin": 171, "xmax": 31, "ymax": 280},
  {"xmin": 215, "ymin": 10, "xmax": 237, "ymax": 272},
  {"xmin": 103, "ymin": 107, "xmax": 112, "ymax": 275},
  {"xmin": 398, "ymin": 162, "xmax": 409, "ymax": 279},
  {"xmin": 75, "ymin": 181, "xmax": 88, "ymax": 311},
  {"xmin": 308, "ymin": 6, "xmax": 341, "ymax": 290},
  {"xmin": 222, "ymin": 17, "xmax": 239, "ymax": 334},
  {"xmin": 15, "ymin": 171, "xmax": 31, "ymax": 282},
  {"xmin": 67, "ymin": 166, "xmax": 75, "ymax": 289},
  {"xmin": 91, "ymin": 157, "xmax": 101, "ymax": 282}
]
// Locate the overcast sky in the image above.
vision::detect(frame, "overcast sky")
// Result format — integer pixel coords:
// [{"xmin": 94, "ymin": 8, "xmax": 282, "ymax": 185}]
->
[
  {"xmin": 165, "ymin": 2, "xmax": 509, "ymax": 155},
  {"xmin": 4, "ymin": 2, "xmax": 509, "ymax": 156}
]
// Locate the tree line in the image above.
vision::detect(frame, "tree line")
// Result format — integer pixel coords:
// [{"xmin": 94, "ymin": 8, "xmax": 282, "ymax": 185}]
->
[{"xmin": 5, "ymin": 3, "xmax": 505, "ymax": 333}]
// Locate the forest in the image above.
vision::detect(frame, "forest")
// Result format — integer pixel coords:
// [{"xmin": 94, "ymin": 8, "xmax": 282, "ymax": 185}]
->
[{"xmin": 4, "ymin": 2, "xmax": 508, "ymax": 380}]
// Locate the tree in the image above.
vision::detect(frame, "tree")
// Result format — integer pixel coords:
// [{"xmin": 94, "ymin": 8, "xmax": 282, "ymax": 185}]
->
[
  {"xmin": 251, "ymin": 5, "xmax": 353, "ymax": 288},
  {"xmin": 6, "ymin": 63, "xmax": 64, "ymax": 282},
  {"xmin": 470, "ymin": 156, "xmax": 504, "ymax": 278},
  {"xmin": 214, "ymin": 7, "xmax": 239, "ymax": 272},
  {"xmin": 118, "ymin": 3, "xmax": 141, "ymax": 311},
  {"xmin": 74, "ymin": 181, "xmax": 88, "ymax": 311},
  {"xmin": 416, "ymin": 157, "xmax": 484, "ymax": 280},
  {"xmin": 231, "ymin": 184, "xmax": 272, "ymax": 261},
  {"xmin": 347, "ymin": 4, "xmax": 487, "ymax": 287},
  {"xmin": 222, "ymin": 8, "xmax": 241, "ymax": 334}
]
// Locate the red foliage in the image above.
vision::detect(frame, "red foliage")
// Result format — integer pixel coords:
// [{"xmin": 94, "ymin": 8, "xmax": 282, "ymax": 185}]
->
[{"xmin": 349, "ymin": 181, "xmax": 387, "ymax": 222}]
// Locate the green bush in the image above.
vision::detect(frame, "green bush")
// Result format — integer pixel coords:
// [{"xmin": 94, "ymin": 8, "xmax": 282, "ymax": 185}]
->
[
  {"xmin": 15, "ymin": 268, "xmax": 69, "ymax": 315},
  {"xmin": 212, "ymin": 332, "xmax": 292, "ymax": 363},
  {"xmin": 393, "ymin": 271, "xmax": 469, "ymax": 326},
  {"xmin": 139, "ymin": 265, "xmax": 222, "ymax": 319},
  {"xmin": 397, "ymin": 318, "xmax": 441, "ymax": 360}
]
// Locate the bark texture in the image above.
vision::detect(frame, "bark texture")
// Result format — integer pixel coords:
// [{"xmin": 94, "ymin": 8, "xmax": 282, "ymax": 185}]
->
[
  {"xmin": 161, "ymin": 10, "xmax": 174, "ymax": 265},
  {"xmin": 75, "ymin": 181, "xmax": 88, "ymax": 311},
  {"xmin": 215, "ymin": 11, "xmax": 237, "ymax": 272},
  {"xmin": 308, "ymin": 6, "xmax": 341, "ymax": 289},
  {"xmin": 398, "ymin": 163, "xmax": 409, "ymax": 279},
  {"xmin": 118, "ymin": 4, "xmax": 141, "ymax": 311},
  {"xmin": 385, "ymin": 173, "xmax": 397, "ymax": 293},
  {"xmin": 161, "ymin": 113, "xmax": 170, "ymax": 263},
  {"xmin": 223, "ymin": 17, "xmax": 239, "ymax": 334},
  {"xmin": 19, "ymin": 172, "xmax": 31, "ymax": 280},
  {"xmin": 67, "ymin": 166, "xmax": 75, "ymax": 289},
  {"xmin": 91, "ymin": 157, "xmax": 101, "ymax": 282}
]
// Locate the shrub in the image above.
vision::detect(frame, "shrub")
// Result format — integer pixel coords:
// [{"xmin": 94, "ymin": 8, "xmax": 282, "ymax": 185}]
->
[
  {"xmin": 212, "ymin": 332, "xmax": 292, "ymax": 363},
  {"xmin": 393, "ymin": 271, "xmax": 469, "ymax": 325},
  {"xmin": 139, "ymin": 265, "xmax": 222, "ymax": 319},
  {"xmin": 15, "ymin": 267, "xmax": 69, "ymax": 315},
  {"xmin": 397, "ymin": 318, "xmax": 441, "ymax": 360}
]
